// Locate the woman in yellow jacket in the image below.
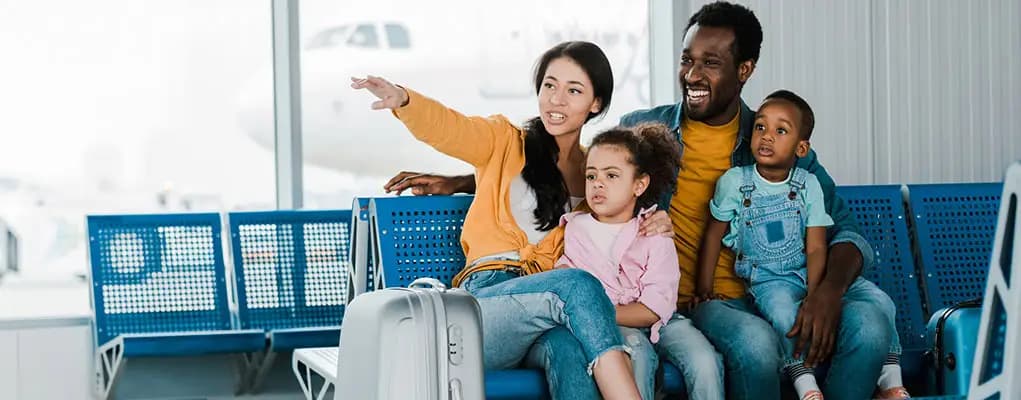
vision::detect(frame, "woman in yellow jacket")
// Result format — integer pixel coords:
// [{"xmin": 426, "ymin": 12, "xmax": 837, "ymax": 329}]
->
[{"xmin": 352, "ymin": 41, "xmax": 641, "ymax": 399}]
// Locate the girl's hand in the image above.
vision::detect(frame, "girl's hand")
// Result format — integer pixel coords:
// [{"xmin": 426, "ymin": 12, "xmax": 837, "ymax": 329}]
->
[{"xmin": 350, "ymin": 75, "xmax": 409, "ymax": 110}]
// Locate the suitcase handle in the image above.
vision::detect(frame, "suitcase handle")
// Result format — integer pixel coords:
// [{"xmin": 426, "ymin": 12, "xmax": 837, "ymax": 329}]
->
[{"xmin": 408, "ymin": 277, "xmax": 447, "ymax": 290}]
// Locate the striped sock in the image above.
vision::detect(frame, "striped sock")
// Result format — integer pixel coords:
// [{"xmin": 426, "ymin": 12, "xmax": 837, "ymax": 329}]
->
[
  {"xmin": 788, "ymin": 364, "xmax": 820, "ymax": 399},
  {"xmin": 878, "ymin": 353, "xmax": 904, "ymax": 390}
]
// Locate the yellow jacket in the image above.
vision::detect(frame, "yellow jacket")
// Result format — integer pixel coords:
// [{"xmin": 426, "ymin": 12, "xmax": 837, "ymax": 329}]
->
[{"xmin": 393, "ymin": 88, "xmax": 568, "ymax": 287}]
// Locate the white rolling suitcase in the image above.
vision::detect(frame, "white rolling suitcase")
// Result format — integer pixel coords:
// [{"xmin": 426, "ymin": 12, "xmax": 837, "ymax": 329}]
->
[{"xmin": 336, "ymin": 278, "xmax": 485, "ymax": 400}]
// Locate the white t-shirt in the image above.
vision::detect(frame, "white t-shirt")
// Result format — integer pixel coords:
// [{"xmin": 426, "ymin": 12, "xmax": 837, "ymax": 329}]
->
[
  {"xmin": 571, "ymin": 215, "xmax": 628, "ymax": 262},
  {"xmin": 508, "ymin": 174, "xmax": 583, "ymax": 245}
]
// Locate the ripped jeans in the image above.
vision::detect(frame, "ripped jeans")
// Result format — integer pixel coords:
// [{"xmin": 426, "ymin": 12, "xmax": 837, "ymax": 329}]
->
[
  {"xmin": 461, "ymin": 268, "xmax": 627, "ymax": 372},
  {"xmin": 619, "ymin": 326, "xmax": 657, "ymax": 400}
]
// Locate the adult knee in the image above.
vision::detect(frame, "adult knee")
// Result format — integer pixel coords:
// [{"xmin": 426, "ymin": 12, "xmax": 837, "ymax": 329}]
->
[
  {"xmin": 721, "ymin": 321, "xmax": 782, "ymax": 377},
  {"xmin": 875, "ymin": 291, "xmax": 897, "ymax": 320},
  {"xmin": 839, "ymin": 302, "xmax": 891, "ymax": 361}
]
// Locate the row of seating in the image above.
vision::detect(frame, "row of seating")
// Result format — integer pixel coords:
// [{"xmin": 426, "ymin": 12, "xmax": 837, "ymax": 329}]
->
[
  {"xmin": 835, "ymin": 182, "xmax": 1002, "ymax": 391},
  {"xmin": 291, "ymin": 183, "xmax": 1004, "ymax": 399},
  {"xmin": 86, "ymin": 182, "xmax": 1005, "ymax": 399},
  {"xmin": 87, "ymin": 210, "xmax": 355, "ymax": 398}
]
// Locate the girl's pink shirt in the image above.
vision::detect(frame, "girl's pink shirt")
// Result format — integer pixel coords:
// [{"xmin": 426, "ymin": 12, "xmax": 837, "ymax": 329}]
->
[{"xmin": 555, "ymin": 206, "xmax": 680, "ymax": 342}]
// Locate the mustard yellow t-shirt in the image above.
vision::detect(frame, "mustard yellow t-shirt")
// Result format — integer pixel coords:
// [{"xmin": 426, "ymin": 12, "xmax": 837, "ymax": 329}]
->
[{"xmin": 672, "ymin": 113, "xmax": 746, "ymax": 305}]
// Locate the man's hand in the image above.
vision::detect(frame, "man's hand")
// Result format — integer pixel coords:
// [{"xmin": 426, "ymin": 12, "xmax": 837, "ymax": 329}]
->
[
  {"xmin": 787, "ymin": 286, "xmax": 844, "ymax": 367},
  {"xmin": 638, "ymin": 210, "xmax": 673, "ymax": 237},
  {"xmin": 383, "ymin": 171, "xmax": 474, "ymax": 196}
]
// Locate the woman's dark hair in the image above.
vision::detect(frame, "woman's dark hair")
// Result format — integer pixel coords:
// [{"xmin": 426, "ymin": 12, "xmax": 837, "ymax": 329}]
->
[
  {"xmin": 589, "ymin": 123, "xmax": 681, "ymax": 215},
  {"xmin": 522, "ymin": 41, "xmax": 614, "ymax": 231}
]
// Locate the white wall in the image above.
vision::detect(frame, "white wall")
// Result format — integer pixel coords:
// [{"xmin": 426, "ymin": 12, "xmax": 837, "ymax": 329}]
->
[
  {"xmin": 669, "ymin": 0, "xmax": 1021, "ymax": 185},
  {"xmin": 0, "ymin": 322, "xmax": 93, "ymax": 400}
]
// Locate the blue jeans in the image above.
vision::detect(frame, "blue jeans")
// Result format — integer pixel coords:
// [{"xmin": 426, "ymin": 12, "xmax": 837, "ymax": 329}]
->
[
  {"xmin": 461, "ymin": 268, "xmax": 626, "ymax": 370},
  {"xmin": 654, "ymin": 313, "xmax": 725, "ymax": 400},
  {"xmin": 524, "ymin": 327, "xmax": 600, "ymax": 400},
  {"xmin": 527, "ymin": 327, "xmax": 657, "ymax": 400},
  {"xmin": 693, "ymin": 295, "xmax": 891, "ymax": 400},
  {"xmin": 751, "ymin": 276, "xmax": 904, "ymax": 371},
  {"xmin": 526, "ymin": 315, "xmax": 723, "ymax": 400},
  {"xmin": 619, "ymin": 326, "xmax": 657, "ymax": 400}
]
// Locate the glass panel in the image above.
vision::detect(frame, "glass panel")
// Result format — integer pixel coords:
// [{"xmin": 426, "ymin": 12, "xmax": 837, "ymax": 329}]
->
[
  {"xmin": 0, "ymin": 1, "xmax": 274, "ymax": 281},
  {"xmin": 297, "ymin": 1, "xmax": 651, "ymax": 208}
]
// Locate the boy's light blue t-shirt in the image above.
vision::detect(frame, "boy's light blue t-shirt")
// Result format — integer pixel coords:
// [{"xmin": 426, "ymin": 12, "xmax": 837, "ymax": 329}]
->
[{"xmin": 709, "ymin": 166, "xmax": 834, "ymax": 250}]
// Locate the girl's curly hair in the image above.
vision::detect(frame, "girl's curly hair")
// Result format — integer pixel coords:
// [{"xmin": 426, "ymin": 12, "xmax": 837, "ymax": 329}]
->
[{"xmin": 589, "ymin": 123, "xmax": 681, "ymax": 214}]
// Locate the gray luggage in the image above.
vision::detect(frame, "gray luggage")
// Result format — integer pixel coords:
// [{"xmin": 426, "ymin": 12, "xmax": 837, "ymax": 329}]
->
[{"xmin": 336, "ymin": 278, "xmax": 485, "ymax": 400}]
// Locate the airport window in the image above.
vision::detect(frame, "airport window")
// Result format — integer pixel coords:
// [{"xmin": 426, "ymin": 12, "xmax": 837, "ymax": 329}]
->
[
  {"xmin": 299, "ymin": 1, "xmax": 651, "ymax": 210},
  {"xmin": 0, "ymin": 0, "xmax": 275, "ymax": 282},
  {"xmin": 347, "ymin": 23, "xmax": 378, "ymax": 48},
  {"xmin": 384, "ymin": 23, "xmax": 410, "ymax": 49}
]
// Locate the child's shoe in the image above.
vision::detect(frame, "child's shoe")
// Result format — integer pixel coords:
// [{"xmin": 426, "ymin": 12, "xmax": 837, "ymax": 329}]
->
[
  {"xmin": 800, "ymin": 390, "xmax": 824, "ymax": 400},
  {"xmin": 874, "ymin": 387, "xmax": 910, "ymax": 399}
]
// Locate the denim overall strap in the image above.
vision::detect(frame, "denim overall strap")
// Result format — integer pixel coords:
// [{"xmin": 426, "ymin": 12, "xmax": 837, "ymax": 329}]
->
[
  {"xmin": 787, "ymin": 167, "xmax": 808, "ymax": 201},
  {"xmin": 739, "ymin": 165, "xmax": 757, "ymax": 207}
]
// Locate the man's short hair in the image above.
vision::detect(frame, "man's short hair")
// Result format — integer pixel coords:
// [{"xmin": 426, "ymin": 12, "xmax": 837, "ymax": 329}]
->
[
  {"xmin": 686, "ymin": 1, "xmax": 763, "ymax": 65},
  {"xmin": 764, "ymin": 89, "xmax": 815, "ymax": 140}
]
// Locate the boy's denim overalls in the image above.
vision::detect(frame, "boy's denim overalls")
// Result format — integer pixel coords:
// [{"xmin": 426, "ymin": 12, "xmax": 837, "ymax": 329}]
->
[{"xmin": 733, "ymin": 165, "xmax": 902, "ymax": 371}]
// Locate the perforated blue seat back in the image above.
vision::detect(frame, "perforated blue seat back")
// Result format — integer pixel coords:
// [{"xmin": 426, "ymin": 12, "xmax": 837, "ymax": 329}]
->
[
  {"xmin": 369, "ymin": 196, "xmax": 473, "ymax": 288},
  {"xmin": 228, "ymin": 210, "xmax": 352, "ymax": 331},
  {"xmin": 87, "ymin": 213, "xmax": 231, "ymax": 345},
  {"xmin": 836, "ymin": 185, "xmax": 927, "ymax": 349},
  {"xmin": 908, "ymin": 183, "xmax": 1003, "ymax": 311}
]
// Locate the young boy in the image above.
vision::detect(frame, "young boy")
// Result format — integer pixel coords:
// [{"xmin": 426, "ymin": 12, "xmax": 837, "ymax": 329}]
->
[{"xmin": 694, "ymin": 90, "xmax": 910, "ymax": 400}]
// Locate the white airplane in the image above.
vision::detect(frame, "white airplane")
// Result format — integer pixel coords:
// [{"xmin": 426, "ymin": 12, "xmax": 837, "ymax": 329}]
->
[{"xmin": 237, "ymin": 1, "xmax": 651, "ymax": 177}]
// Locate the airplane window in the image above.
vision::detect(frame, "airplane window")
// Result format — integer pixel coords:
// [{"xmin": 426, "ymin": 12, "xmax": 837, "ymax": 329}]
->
[
  {"xmin": 305, "ymin": 25, "xmax": 350, "ymax": 50},
  {"xmin": 347, "ymin": 24, "xmax": 378, "ymax": 48},
  {"xmin": 384, "ymin": 23, "xmax": 410, "ymax": 49}
]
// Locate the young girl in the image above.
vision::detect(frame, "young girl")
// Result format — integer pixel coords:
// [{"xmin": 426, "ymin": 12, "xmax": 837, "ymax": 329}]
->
[
  {"xmin": 695, "ymin": 90, "xmax": 909, "ymax": 400},
  {"xmin": 353, "ymin": 41, "xmax": 651, "ymax": 399},
  {"xmin": 554, "ymin": 123, "xmax": 682, "ymax": 400}
]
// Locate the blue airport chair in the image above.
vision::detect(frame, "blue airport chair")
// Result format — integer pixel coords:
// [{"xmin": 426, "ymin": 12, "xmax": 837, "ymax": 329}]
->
[
  {"xmin": 228, "ymin": 209, "xmax": 352, "ymax": 348},
  {"xmin": 837, "ymin": 184, "xmax": 928, "ymax": 383},
  {"xmin": 368, "ymin": 195, "xmax": 473, "ymax": 288},
  {"xmin": 908, "ymin": 183, "xmax": 1001, "ymax": 396},
  {"xmin": 908, "ymin": 183, "xmax": 1003, "ymax": 311},
  {"xmin": 227, "ymin": 209, "xmax": 352, "ymax": 390},
  {"xmin": 87, "ymin": 213, "xmax": 265, "ymax": 399}
]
